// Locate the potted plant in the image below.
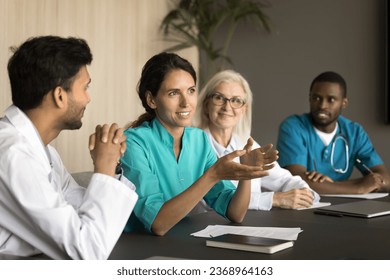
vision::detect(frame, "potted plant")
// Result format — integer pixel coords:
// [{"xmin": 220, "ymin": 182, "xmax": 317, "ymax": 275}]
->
[{"xmin": 160, "ymin": 0, "xmax": 272, "ymax": 85}]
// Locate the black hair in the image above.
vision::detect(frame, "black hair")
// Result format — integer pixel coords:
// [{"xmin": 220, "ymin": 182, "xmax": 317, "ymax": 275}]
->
[
  {"xmin": 309, "ymin": 71, "xmax": 347, "ymax": 97},
  {"xmin": 7, "ymin": 35, "xmax": 93, "ymax": 111},
  {"xmin": 130, "ymin": 52, "xmax": 196, "ymax": 127}
]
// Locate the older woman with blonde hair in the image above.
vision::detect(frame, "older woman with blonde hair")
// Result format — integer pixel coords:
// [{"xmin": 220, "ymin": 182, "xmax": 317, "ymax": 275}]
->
[{"xmin": 194, "ymin": 69, "xmax": 320, "ymax": 210}]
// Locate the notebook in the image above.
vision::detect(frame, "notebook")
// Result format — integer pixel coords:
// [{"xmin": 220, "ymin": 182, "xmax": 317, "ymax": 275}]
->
[
  {"xmin": 314, "ymin": 200, "xmax": 390, "ymax": 218},
  {"xmin": 206, "ymin": 234, "xmax": 294, "ymax": 254}
]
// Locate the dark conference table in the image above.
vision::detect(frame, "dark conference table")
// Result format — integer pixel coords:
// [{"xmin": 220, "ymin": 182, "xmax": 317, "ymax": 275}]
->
[
  {"xmin": 109, "ymin": 195, "xmax": 390, "ymax": 260},
  {"xmin": 1, "ymin": 196, "xmax": 389, "ymax": 260}
]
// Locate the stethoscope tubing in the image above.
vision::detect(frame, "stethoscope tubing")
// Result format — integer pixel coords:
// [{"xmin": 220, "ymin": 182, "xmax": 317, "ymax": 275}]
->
[
  {"xmin": 330, "ymin": 133, "xmax": 349, "ymax": 174},
  {"xmin": 311, "ymin": 122, "xmax": 349, "ymax": 174}
]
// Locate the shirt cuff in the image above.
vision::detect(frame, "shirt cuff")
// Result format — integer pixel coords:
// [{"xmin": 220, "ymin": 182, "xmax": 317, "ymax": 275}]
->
[{"xmin": 249, "ymin": 191, "xmax": 274, "ymax": 211}]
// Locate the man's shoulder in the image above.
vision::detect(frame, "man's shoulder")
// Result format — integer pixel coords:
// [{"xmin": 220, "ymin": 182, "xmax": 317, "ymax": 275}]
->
[
  {"xmin": 0, "ymin": 124, "xmax": 32, "ymax": 165},
  {"xmin": 0, "ymin": 120, "xmax": 23, "ymax": 148},
  {"xmin": 338, "ymin": 115, "xmax": 358, "ymax": 125},
  {"xmin": 338, "ymin": 115, "xmax": 365, "ymax": 132},
  {"xmin": 280, "ymin": 113, "xmax": 310, "ymax": 128}
]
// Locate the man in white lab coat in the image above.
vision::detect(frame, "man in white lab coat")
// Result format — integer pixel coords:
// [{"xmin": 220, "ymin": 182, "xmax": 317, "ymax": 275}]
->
[{"xmin": 0, "ymin": 36, "xmax": 138, "ymax": 259}]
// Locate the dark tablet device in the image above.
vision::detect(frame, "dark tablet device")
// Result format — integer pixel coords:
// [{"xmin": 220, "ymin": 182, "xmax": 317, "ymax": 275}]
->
[{"xmin": 314, "ymin": 200, "xmax": 390, "ymax": 218}]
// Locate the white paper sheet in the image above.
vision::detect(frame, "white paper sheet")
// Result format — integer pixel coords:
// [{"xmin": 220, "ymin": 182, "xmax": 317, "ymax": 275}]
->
[
  {"xmin": 296, "ymin": 201, "xmax": 331, "ymax": 210},
  {"xmin": 191, "ymin": 225, "xmax": 302, "ymax": 240}
]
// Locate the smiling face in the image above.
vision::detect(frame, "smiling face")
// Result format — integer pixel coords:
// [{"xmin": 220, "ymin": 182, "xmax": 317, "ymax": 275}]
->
[
  {"xmin": 147, "ymin": 69, "xmax": 197, "ymax": 136},
  {"xmin": 309, "ymin": 81, "xmax": 348, "ymax": 132},
  {"xmin": 206, "ymin": 81, "xmax": 247, "ymax": 135},
  {"xmin": 63, "ymin": 66, "xmax": 91, "ymax": 130}
]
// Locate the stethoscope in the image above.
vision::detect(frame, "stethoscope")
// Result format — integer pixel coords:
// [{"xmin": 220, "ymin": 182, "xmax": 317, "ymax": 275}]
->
[
  {"xmin": 312, "ymin": 122, "xmax": 350, "ymax": 174},
  {"xmin": 330, "ymin": 126, "xmax": 349, "ymax": 174}
]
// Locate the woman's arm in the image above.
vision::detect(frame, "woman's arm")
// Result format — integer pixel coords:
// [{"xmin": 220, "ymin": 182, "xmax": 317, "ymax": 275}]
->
[
  {"xmin": 152, "ymin": 149, "xmax": 271, "ymax": 236},
  {"xmin": 225, "ymin": 139, "xmax": 278, "ymax": 223}
]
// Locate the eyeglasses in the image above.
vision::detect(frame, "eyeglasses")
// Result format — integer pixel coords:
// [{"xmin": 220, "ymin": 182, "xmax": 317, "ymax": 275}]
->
[{"xmin": 210, "ymin": 93, "xmax": 246, "ymax": 109}]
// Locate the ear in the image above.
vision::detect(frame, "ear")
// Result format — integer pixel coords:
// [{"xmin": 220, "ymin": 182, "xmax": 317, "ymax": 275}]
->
[
  {"xmin": 146, "ymin": 91, "xmax": 157, "ymax": 109},
  {"xmin": 52, "ymin": 87, "xmax": 67, "ymax": 109},
  {"xmin": 342, "ymin": 97, "xmax": 348, "ymax": 109}
]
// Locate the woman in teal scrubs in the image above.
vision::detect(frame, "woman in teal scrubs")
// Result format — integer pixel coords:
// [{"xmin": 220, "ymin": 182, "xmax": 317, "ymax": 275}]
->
[{"xmin": 121, "ymin": 52, "xmax": 277, "ymax": 236}]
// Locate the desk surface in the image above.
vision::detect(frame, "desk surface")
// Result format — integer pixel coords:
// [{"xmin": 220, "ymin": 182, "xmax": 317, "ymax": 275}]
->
[
  {"xmin": 1, "ymin": 196, "xmax": 389, "ymax": 260},
  {"xmin": 109, "ymin": 196, "xmax": 390, "ymax": 260}
]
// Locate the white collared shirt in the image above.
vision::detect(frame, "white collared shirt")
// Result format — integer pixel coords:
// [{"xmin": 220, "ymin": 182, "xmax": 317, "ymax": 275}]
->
[
  {"xmin": 205, "ymin": 129, "xmax": 320, "ymax": 210},
  {"xmin": 0, "ymin": 105, "xmax": 138, "ymax": 259}
]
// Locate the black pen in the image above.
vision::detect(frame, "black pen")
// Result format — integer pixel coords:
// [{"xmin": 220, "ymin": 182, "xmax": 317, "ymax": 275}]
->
[
  {"xmin": 356, "ymin": 158, "xmax": 385, "ymax": 184},
  {"xmin": 356, "ymin": 159, "xmax": 374, "ymax": 175}
]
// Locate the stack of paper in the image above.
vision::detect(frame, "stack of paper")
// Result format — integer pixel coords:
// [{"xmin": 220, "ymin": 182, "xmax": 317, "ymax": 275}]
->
[{"xmin": 191, "ymin": 225, "xmax": 302, "ymax": 240}]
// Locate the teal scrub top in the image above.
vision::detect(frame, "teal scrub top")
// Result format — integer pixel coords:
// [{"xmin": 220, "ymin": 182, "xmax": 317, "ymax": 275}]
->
[
  {"xmin": 121, "ymin": 118, "xmax": 236, "ymax": 232},
  {"xmin": 277, "ymin": 114, "xmax": 383, "ymax": 181}
]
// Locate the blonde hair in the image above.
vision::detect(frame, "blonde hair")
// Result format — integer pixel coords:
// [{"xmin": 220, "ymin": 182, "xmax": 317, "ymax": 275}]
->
[{"xmin": 194, "ymin": 69, "xmax": 253, "ymax": 141}]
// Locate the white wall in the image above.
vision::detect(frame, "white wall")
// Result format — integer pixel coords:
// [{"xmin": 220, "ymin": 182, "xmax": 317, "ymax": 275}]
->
[{"xmin": 0, "ymin": 0, "xmax": 198, "ymax": 172}]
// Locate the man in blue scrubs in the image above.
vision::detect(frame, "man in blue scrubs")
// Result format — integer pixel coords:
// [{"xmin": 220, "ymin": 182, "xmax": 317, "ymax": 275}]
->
[{"xmin": 277, "ymin": 71, "xmax": 390, "ymax": 194}]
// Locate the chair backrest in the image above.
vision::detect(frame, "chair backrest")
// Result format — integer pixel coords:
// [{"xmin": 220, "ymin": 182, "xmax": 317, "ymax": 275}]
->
[{"xmin": 71, "ymin": 171, "xmax": 93, "ymax": 188}]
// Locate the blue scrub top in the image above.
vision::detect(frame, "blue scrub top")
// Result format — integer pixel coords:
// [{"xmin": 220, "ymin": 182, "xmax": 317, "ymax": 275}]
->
[
  {"xmin": 121, "ymin": 118, "xmax": 236, "ymax": 232},
  {"xmin": 277, "ymin": 114, "xmax": 383, "ymax": 181}
]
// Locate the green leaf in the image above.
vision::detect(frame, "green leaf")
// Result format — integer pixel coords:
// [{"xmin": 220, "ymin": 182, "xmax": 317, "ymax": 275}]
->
[{"xmin": 160, "ymin": 0, "xmax": 272, "ymax": 85}]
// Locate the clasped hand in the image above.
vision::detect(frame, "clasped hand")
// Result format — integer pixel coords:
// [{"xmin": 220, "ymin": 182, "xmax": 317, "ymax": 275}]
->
[{"xmin": 88, "ymin": 123, "xmax": 126, "ymax": 177}]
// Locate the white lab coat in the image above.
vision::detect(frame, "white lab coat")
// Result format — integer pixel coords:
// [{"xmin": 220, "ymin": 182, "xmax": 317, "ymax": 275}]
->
[
  {"xmin": 205, "ymin": 129, "xmax": 320, "ymax": 210},
  {"xmin": 0, "ymin": 105, "xmax": 138, "ymax": 259}
]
